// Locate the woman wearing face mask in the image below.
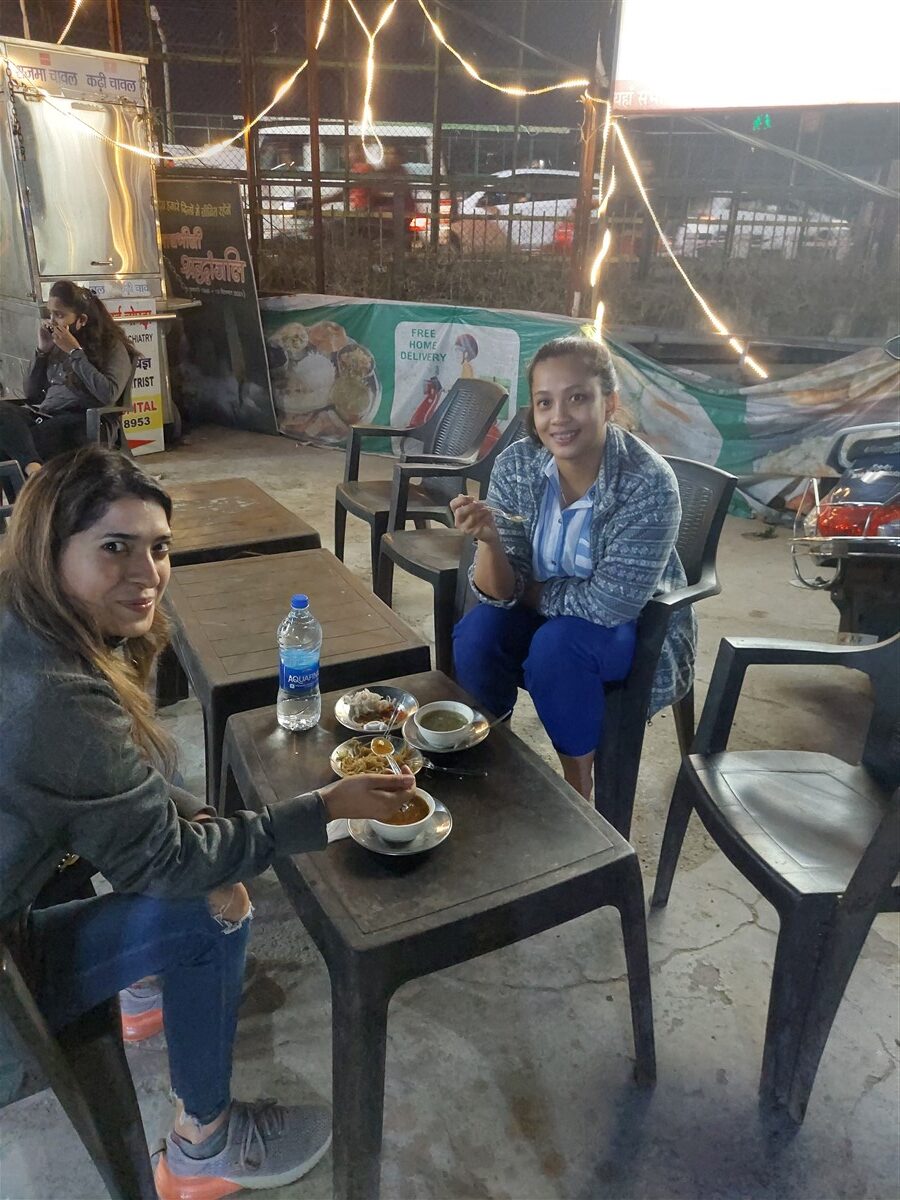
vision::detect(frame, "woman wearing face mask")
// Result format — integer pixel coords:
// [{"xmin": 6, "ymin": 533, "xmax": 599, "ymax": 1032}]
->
[
  {"xmin": 0, "ymin": 447, "xmax": 415, "ymax": 1197},
  {"xmin": 451, "ymin": 336, "xmax": 696, "ymax": 801},
  {"xmin": 0, "ymin": 280, "xmax": 135, "ymax": 477}
]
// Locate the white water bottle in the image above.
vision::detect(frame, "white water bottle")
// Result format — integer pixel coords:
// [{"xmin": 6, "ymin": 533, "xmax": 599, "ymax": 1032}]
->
[{"xmin": 276, "ymin": 594, "xmax": 322, "ymax": 731}]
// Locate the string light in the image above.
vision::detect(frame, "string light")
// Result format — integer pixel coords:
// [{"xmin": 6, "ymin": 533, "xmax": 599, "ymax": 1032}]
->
[
  {"xmin": 4, "ymin": 0, "xmax": 331, "ymax": 164},
  {"xmin": 416, "ymin": 0, "xmax": 588, "ymax": 97},
  {"xmin": 346, "ymin": 0, "xmax": 396, "ymax": 165},
  {"xmin": 587, "ymin": 97, "xmax": 615, "ymax": 339},
  {"xmin": 57, "ymin": 0, "xmax": 84, "ymax": 45},
  {"xmin": 612, "ymin": 120, "xmax": 768, "ymax": 378}
]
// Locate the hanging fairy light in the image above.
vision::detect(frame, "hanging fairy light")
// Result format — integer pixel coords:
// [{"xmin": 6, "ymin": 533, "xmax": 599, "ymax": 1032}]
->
[
  {"xmin": 57, "ymin": 0, "xmax": 84, "ymax": 45},
  {"xmin": 4, "ymin": 0, "xmax": 332, "ymax": 164},
  {"xmin": 346, "ymin": 0, "xmax": 397, "ymax": 165},
  {"xmin": 417, "ymin": 0, "xmax": 588, "ymax": 97},
  {"xmin": 612, "ymin": 119, "xmax": 768, "ymax": 378}
]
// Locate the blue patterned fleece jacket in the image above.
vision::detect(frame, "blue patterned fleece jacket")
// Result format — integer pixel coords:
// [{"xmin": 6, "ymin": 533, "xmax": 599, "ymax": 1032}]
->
[{"xmin": 469, "ymin": 425, "xmax": 697, "ymax": 715}]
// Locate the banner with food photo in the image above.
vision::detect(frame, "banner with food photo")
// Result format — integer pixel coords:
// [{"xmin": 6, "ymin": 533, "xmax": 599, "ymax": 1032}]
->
[{"xmin": 259, "ymin": 295, "xmax": 899, "ymax": 516}]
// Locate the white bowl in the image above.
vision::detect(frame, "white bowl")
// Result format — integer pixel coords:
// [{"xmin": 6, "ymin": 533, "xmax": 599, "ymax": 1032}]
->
[
  {"xmin": 368, "ymin": 788, "xmax": 436, "ymax": 844},
  {"xmin": 413, "ymin": 701, "xmax": 475, "ymax": 749}
]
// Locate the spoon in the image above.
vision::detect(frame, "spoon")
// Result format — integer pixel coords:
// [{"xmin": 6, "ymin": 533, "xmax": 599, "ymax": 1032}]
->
[
  {"xmin": 370, "ymin": 735, "xmax": 418, "ymax": 818},
  {"xmin": 483, "ymin": 502, "xmax": 526, "ymax": 525},
  {"xmin": 370, "ymin": 736, "xmax": 403, "ymax": 775}
]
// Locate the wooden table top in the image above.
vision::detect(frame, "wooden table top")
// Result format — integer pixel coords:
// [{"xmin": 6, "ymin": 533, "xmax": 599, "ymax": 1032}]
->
[
  {"xmin": 166, "ymin": 548, "xmax": 430, "ymax": 697},
  {"xmin": 223, "ymin": 670, "xmax": 630, "ymax": 950},
  {"xmin": 166, "ymin": 477, "xmax": 320, "ymax": 566}
]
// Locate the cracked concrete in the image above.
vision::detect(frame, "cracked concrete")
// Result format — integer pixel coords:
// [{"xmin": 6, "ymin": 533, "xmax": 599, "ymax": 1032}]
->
[{"xmin": 1, "ymin": 426, "xmax": 897, "ymax": 1200}]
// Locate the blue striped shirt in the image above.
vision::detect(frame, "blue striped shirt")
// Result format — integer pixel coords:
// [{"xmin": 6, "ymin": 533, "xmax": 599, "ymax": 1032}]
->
[{"xmin": 531, "ymin": 458, "xmax": 596, "ymax": 582}]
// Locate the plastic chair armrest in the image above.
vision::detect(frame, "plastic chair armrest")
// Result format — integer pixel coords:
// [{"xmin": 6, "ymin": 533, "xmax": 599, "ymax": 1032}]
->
[
  {"xmin": 85, "ymin": 405, "xmax": 124, "ymax": 443},
  {"xmin": 387, "ymin": 462, "xmax": 469, "ymax": 531},
  {"xmin": 343, "ymin": 422, "xmax": 421, "ymax": 483}
]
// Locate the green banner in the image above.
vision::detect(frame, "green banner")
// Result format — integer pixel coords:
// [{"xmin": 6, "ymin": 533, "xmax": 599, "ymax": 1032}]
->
[{"xmin": 259, "ymin": 295, "xmax": 899, "ymax": 515}]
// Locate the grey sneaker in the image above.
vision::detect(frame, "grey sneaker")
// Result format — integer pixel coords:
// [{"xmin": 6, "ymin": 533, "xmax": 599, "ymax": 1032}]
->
[{"xmin": 154, "ymin": 1100, "xmax": 332, "ymax": 1198}]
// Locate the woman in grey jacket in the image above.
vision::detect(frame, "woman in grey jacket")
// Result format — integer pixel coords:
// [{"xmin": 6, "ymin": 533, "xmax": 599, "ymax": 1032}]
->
[
  {"xmin": 0, "ymin": 447, "xmax": 414, "ymax": 1198},
  {"xmin": 0, "ymin": 280, "xmax": 135, "ymax": 476},
  {"xmin": 452, "ymin": 336, "xmax": 696, "ymax": 800}
]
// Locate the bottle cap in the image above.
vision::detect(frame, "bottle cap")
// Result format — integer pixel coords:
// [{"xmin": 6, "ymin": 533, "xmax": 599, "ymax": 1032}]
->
[{"xmin": 291, "ymin": 594, "xmax": 309, "ymax": 610}]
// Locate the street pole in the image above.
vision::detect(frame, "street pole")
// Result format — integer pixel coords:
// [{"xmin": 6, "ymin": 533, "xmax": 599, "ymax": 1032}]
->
[
  {"xmin": 306, "ymin": 0, "xmax": 326, "ymax": 294},
  {"xmin": 107, "ymin": 0, "xmax": 123, "ymax": 53},
  {"xmin": 568, "ymin": 0, "xmax": 622, "ymax": 318},
  {"xmin": 149, "ymin": 5, "xmax": 173, "ymax": 143},
  {"xmin": 237, "ymin": 0, "xmax": 263, "ymax": 282}
]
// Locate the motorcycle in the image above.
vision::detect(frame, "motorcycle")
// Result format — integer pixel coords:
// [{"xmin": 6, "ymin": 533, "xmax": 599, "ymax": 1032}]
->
[{"xmin": 791, "ymin": 418, "xmax": 900, "ymax": 641}]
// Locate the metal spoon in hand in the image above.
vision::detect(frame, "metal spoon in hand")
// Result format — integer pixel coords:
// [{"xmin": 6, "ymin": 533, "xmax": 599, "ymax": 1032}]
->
[{"xmin": 370, "ymin": 736, "xmax": 416, "ymax": 818}]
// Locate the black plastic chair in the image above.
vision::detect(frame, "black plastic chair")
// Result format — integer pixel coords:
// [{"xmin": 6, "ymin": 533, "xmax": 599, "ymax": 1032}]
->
[
  {"xmin": 0, "ymin": 918, "xmax": 156, "ymax": 1199},
  {"xmin": 0, "ymin": 459, "xmax": 26, "ymax": 531},
  {"xmin": 375, "ymin": 414, "xmax": 525, "ymax": 671},
  {"xmin": 334, "ymin": 378, "xmax": 508, "ymax": 579},
  {"xmin": 447, "ymin": 456, "xmax": 736, "ymax": 837},
  {"xmin": 86, "ymin": 366, "xmax": 136, "ymax": 458},
  {"xmin": 650, "ymin": 633, "xmax": 900, "ymax": 1123}
]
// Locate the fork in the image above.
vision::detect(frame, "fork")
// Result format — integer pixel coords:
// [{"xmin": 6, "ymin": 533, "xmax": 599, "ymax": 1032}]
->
[{"xmin": 483, "ymin": 502, "xmax": 526, "ymax": 525}]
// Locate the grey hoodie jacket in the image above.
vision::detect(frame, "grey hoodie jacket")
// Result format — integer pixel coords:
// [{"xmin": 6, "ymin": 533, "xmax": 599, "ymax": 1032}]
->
[{"xmin": 0, "ymin": 608, "xmax": 327, "ymax": 922}]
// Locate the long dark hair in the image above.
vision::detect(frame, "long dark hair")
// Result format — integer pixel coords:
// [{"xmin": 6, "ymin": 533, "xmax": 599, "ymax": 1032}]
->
[
  {"xmin": 49, "ymin": 280, "xmax": 135, "ymax": 383},
  {"xmin": 0, "ymin": 446, "xmax": 175, "ymax": 772},
  {"xmin": 523, "ymin": 336, "xmax": 619, "ymax": 443}
]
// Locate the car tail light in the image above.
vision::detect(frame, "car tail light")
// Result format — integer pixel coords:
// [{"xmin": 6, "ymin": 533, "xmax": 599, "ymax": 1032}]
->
[
  {"xmin": 553, "ymin": 220, "xmax": 575, "ymax": 248},
  {"xmin": 868, "ymin": 502, "xmax": 900, "ymax": 536}
]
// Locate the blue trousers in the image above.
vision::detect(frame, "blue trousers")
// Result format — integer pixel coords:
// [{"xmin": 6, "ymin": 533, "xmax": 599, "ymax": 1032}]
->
[
  {"xmin": 30, "ymin": 892, "xmax": 250, "ymax": 1125},
  {"xmin": 453, "ymin": 605, "xmax": 637, "ymax": 757}
]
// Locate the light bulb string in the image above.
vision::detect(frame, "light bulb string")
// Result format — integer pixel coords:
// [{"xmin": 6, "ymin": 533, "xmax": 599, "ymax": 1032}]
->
[
  {"xmin": 345, "ymin": 0, "xmax": 396, "ymax": 165},
  {"xmin": 57, "ymin": 0, "xmax": 84, "ymax": 45}
]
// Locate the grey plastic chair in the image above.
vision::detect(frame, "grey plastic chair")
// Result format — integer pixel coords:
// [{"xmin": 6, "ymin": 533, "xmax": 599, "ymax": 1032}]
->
[
  {"xmin": 0, "ymin": 459, "xmax": 26, "ymax": 531},
  {"xmin": 333, "ymin": 377, "xmax": 508, "ymax": 579},
  {"xmin": 650, "ymin": 633, "xmax": 900, "ymax": 1123},
  {"xmin": 0, "ymin": 919, "xmax": 156, "ymax": 1199},
  {"xmin": 375, "ymin": 414, "xmax": 525, "ymax": 671},
  {"xmin": 86, "ymin": 365, "xmax": 136, "ymax": 458}
]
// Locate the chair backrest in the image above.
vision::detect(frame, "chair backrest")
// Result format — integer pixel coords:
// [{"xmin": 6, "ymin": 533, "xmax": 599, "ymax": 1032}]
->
[
  {"xmin": 856, "ymin": 633, "xmax": 900, "ymax": 792},
  {"xmin": 422, "ymin": 411, "xmax": 526, "ymax": 509},
  {"xmin": 423, "ymin": 378, "xmax": 508, "ymax": 460},
  {"xmin": 664, "ymin": 456, "xmax": 736, "ymax": 586},
  {"xmin": 0, "ymin": 460, "xmax": 26, "ymax": 532}
]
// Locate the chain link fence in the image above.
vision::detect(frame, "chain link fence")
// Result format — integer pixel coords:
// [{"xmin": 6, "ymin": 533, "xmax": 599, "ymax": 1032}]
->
[{"xmin": 4, "ymin": 0, "xmax": 898, "ymax": 336}]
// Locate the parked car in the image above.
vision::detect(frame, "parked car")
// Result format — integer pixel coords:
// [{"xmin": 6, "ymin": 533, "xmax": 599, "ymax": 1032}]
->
[
  {"xmin": 672, "ymin": 196, "xmax": 851, "ymax": 260},
  {"xmin": 450, "ymin": 168, "xmax": 591, "ymax": 254}
]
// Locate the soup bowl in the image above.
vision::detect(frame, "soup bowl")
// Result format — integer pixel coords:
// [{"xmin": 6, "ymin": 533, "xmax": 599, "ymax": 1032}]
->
[
  {"xmin": 368, "ymin": 788, "xmax": 436, "ymax": 844},
  {"xmin": 413, "ymin": 701, "xmax": 475, "ymax": 749}
]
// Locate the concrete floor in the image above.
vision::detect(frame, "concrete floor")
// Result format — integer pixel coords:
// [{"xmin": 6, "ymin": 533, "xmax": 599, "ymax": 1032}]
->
[{"xmin": 1, "ymin": 426, "xmax": 897, "ymax": 1200}]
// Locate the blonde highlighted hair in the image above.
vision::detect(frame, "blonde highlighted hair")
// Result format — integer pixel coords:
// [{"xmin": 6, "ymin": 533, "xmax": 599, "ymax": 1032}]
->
[{"xmin": 0, "ymin": 446, "xmax": 175, "ymax": 773}]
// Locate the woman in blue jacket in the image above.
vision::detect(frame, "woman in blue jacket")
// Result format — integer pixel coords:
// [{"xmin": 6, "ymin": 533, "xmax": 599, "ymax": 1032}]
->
[{"xmin": 452, "ymin": 336, "xmax": 696, "ymax": 800}]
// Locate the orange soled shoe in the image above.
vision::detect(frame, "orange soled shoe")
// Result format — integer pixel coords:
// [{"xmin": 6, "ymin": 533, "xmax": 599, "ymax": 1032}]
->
[
  {"xmin": 118, "ymin": 978, "xmax": 163, "ymax": 1043},
  {"xmin": 154, "ymin": 1100, "xmax": 332, "ymax": 1199}
]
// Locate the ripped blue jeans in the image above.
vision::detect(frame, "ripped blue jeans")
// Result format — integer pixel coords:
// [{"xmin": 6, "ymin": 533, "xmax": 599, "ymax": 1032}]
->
[{"xmin": 30, "ymin": 891, "xmax": 251, "ymax": 1125}]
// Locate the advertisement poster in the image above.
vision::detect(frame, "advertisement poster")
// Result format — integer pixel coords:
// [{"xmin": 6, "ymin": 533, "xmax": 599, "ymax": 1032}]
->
[
  {"xmin": 260, "ymin": 295, "xmax": 900, "ymax": 517},
  {"xmin": 83, "ymin": 284, "xmax": 164, "ymax": 456},
  {"xmin": 156, "ymin": 178, "xmax": 277, "ymax": 435}
]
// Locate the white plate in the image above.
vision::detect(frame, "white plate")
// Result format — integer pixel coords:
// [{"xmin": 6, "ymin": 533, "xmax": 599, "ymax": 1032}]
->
[
  {"xmin": 347, "ymin": 800, "xmax": 452, "ymax": 856},
  {"xmin": 334, "ymin": 685, "xmax": 418, "ymax": 733},
  {"xmin": 330, "ymin": 734, "xmax": 424, "ymax": 778},
  {"xmin": 401, "ymin": 710, "xmax": 492, "ymax": 755}
]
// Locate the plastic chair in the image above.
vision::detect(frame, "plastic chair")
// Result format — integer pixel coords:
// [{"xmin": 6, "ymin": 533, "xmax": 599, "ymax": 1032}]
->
[
  {"xmin": 0, "ymin": 459, "xmax": 26, "ymax": 531},
  {"xmin": 375, "ymin": 414, "xmax": 525, "ymax": 671},
  {"xmin": 650, "ymin": 633, "xmax": 900, "ymax": 1123},
  {"xmin": 0, "ymin": 917, "xmax": 156, "ymax": 1199},
  {"xmin": 447, "ymin": 456, "xmax": 736, "ymax": 837},
  {"xmin": 86, "ymin": 366, "xmax": 136, "ymax": 458},
  {"xmin": 333, "ymin": 378, "xmax": 508, "ymax": 580}
]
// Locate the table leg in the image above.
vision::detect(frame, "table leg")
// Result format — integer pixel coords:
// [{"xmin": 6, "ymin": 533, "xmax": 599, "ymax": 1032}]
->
[
  {"xmin": 616, "ymin": 857, "xmax": 657, "ymax": 1087},
  {"xmin": 202, "ymin": 700, "xmax": 229, "ymax": 809},
  {"xmin": 156, "ymin": 644, "xmax": 189, "ymax": 708},
  {"xmin": 330, "ymin": 970, "xmax": 392, "ymax": 1200}
]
